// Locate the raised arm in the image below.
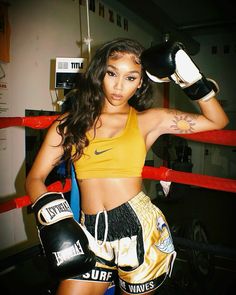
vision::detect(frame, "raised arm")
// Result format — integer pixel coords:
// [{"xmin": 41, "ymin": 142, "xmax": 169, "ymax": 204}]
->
[
  {"xmin": 140, "ymin": 41, "xmax": 229, "ymax": 147},
  {"xmin": 159, "ymin": 97, "xmax": 228, "ymax": 135}
]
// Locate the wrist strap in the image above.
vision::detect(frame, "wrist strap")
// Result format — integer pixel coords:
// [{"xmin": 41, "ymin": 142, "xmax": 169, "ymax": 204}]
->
[{"xmin": 37, "ymin": 198, "xmax": 73, "ymax": 225}]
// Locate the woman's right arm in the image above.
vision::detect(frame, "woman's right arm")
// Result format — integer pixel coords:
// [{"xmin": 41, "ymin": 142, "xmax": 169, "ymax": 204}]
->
[{"xmin": 25, "ymin": 120, "xmax": 64, "ymax": 203}]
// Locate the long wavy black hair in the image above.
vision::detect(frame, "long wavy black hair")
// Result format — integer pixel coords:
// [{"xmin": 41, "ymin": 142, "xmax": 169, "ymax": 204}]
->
[{"xmin": 57, "ymin": 38, "xmax": 153, "ymax": 165}]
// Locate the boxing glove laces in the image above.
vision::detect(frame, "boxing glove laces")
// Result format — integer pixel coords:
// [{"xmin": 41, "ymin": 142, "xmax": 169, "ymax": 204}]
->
[
  {"xmin": 141, "ymin": 41, "xmax": 219, "ymax": 101},
  {"xmin": 32, "ymin": 192, "xmax": 96, "ymax": 280}
]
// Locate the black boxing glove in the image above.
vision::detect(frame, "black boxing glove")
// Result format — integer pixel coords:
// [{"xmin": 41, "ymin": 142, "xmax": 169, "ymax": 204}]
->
[
  {"xmin": 32, "ymin": 192, "xmax": 96, "ymax": 280},
  {"xmin": 141, "ymin": 41, "xmax": 219, "ymax": 101}
]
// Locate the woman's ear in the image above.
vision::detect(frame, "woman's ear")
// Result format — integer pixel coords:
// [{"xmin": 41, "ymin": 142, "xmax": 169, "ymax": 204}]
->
[{"xmin": 138, "ymin": 78, "xmax": 143, "ymax": 89}]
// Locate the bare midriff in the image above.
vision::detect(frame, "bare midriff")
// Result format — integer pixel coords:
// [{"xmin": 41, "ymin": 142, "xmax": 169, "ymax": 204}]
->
[{"xmin": 78, "ymin": 177, "xmax": 142, "ymax": 214}]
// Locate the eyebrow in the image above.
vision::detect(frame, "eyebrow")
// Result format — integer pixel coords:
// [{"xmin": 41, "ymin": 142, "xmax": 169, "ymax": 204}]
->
[{"xmin": 107, "ymin": 65, "xmax": 141, "ymax": 75}]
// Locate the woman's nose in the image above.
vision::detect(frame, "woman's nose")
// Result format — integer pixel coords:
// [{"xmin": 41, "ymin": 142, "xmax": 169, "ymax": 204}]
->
[{"xmin": 114, "ymin": 77, "xmax": 123, "ymax": 90}]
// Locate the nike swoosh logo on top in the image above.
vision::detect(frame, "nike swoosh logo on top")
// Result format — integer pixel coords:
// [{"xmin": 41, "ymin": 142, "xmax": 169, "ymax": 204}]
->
[{"xmin": 94, "ymin": 148, "xmax": 112, "ymax": 155}]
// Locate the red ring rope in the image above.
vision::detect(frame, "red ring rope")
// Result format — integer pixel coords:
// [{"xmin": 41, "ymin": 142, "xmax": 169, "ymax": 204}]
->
[
  {"xmin": 1, "ymin": 165, "xmax": 235, "ymax": 213},
  {"xmin": 142, "ymin": 166, "xmax": 236, "ymax": 193},
  {"xmin": 0, "ymin": 115, "xmax": 235, "ymax": 214},
  {"xmin": 1, "ymin": 115, "xmax": 236, "ymax": 146},
  {"xmin": 176, "ymin": 130, "xmax": 236, "ymax": 146},
  {"xmin": 0, "ymin": 179, "xmax": 71, "ymax": 213},
  {"xmin": 0, "ymin": 116, "xmax": 59, "ymax": 129}
]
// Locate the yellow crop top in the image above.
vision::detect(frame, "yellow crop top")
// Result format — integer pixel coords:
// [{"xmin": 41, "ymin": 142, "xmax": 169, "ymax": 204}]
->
[{"xmin": 72, "ymin": 107, "xmax": 146, "ymax": 179}]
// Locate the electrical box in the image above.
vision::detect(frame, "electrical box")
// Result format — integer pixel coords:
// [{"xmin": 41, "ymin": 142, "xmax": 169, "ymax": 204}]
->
[{"xmin": 55, "ymin": 57, "xmax": 87, "ymax": 89}]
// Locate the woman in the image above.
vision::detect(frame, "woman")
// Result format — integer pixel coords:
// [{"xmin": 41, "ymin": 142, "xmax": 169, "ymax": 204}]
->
[{"xmin": 25, "ymin": 38, "xmax": 228, "ymax": 295}]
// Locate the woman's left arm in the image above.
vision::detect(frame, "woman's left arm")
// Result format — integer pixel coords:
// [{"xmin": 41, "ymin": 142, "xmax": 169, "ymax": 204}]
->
[
  {"xmin": 156, "ymin": 98, "xmax": 229, "ymax": 136},
  {"xmin": 141, "ymin": 40, "xmax": 229, "ymax": 136},
  {"xmin": 196, "ymin": 97, "xmax": 229, "ymax": 130},
  {"xmin": 143, "ymin": 98, "xmax": 229, "ymax": 150}
]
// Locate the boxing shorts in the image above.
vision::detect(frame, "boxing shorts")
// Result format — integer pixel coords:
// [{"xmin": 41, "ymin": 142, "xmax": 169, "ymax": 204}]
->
[{"xmin": 71, "ymin": 191, "xmax": 176, "ymax": 294}]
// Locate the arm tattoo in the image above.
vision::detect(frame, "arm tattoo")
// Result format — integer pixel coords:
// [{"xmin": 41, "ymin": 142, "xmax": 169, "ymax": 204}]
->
[{"xmin": 167, "ymin": 110, "xmax": 199, "ymax": 133}]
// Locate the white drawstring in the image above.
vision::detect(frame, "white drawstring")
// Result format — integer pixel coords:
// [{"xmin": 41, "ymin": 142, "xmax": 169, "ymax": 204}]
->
[{"xmin": 95, "ymin": 210, "xmax": 108, "ymax": 247}]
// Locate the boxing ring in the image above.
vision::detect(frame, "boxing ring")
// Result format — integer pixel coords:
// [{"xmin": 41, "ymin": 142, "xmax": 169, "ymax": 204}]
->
[{"xmin": 0, "ymin": 115, "xmax": 236, "ymax": 293}]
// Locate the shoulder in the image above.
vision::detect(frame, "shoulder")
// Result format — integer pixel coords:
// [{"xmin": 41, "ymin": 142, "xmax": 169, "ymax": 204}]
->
[
  {"xmin": 44, "ymin": 112, "xmax": 69, "ymax": 145},
  {"xmin": 133, "ymin": 108, "xmax": 168, "ymax": 149},
  {"xmin": 135, "ymin": 107, "xmax": 166, "ymax": 136},
  {"xmin": 50, "ymin": 112, "xmax": 69, "ymax": 131},
  {"xmin": 137, "ymin": 107, "xmax": 166, "ymax": 124}
]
